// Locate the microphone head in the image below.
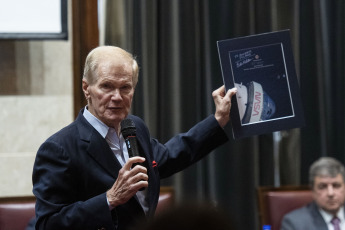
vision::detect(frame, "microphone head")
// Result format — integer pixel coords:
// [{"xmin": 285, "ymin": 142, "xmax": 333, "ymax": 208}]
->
[{"xmin": 120, "ymin": 118, "xmax": 136, "ymax": 138}]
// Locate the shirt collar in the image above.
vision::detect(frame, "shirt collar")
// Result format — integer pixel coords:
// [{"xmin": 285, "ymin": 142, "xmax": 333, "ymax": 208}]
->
[
  {"xmin": 319, "ymin": 206, "xmax": 345, "ymax": 224},
  {"xmin": 83, "ymin": 106, "xmax": 109, "ymax": 138},
  {"xmin": 337, "ymin": 207, "xmax": 345, "ymax": 223}
]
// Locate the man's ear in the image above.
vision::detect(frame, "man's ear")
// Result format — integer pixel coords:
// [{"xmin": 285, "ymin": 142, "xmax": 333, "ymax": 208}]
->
[{"xmin": 82, "ymin": 79, "xmax": 90, "ymax": 100}]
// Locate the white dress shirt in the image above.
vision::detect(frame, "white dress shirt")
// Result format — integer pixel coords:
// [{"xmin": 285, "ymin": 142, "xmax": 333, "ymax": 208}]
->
[{"xmin": 319, "ymin": 206, "xmax": 345, "ymax": 230}]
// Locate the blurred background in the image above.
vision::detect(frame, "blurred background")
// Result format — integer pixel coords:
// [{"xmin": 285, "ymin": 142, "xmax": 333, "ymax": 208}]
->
[{"xmin": 0, "ymin": 0, "xmax": 344, "ymax": 229}]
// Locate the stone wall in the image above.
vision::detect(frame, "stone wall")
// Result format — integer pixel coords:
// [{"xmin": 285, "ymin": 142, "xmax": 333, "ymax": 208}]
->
[{"xmin": 0, "ymin": 40, "xmax": 73, "ymax": 197}]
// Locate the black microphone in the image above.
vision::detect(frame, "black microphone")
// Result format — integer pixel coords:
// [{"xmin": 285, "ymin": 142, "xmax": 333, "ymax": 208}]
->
[
  {"xmin": 121, "ymin": 118, "xmax": 146, "ymax": 191},
  {"xmin": 121, "ymin": 118, "xmax": 140, "ymax": 159}
]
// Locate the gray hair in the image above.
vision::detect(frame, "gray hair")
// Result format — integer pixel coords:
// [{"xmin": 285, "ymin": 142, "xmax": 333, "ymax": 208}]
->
[
  {"xmin": 82, "ymin": 46, "xmax": 139, "ymax": 87},
  {"xmin": 309, "ymin": 157, "xmax": 345, "ymax": 187}
]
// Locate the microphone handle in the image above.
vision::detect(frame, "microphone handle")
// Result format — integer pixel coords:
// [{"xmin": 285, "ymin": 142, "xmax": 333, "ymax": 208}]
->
[
  {"xmin": 124, "ymin": 136, "xmax": 145, "ymax": 191},
  {"xmin": 125, "ymin": 136, "xmax": 142, "ymax": 168},
  {"xmin": 125, "ymin": 136, "xmax": 139, "ymax": 157}
]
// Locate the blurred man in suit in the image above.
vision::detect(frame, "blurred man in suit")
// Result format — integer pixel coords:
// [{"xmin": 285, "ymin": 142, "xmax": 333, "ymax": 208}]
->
[
  {"xmin": 281, "ymin": 157, "xmax": 345, "ymax": 230},
  {"xmin": 32, "ymin": 46, "xmax": 237, "ymax": 230}
]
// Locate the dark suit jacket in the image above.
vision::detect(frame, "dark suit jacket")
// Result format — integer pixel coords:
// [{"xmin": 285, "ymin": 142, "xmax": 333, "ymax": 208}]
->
[
  {"xmin": 32, "ymin": 109, "xmax": 228, "ymax": 230},
  {"xmin": 280, "ymin": 201, "xmax": 342, "ymax": 230}
]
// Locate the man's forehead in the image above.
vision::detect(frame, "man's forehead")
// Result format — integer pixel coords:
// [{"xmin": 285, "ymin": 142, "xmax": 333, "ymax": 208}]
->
[
  {"xmin": 97, "ymin": 54, "xmax": 132, "ymax": 66},
  {"xmin": 97, "ymin": 58, "xmax": 132, "ymax": 69},
  {"xmin": 94, "ymin": 61, "xmax": 133, "ymax": 84},
  {"xmin": 96, "ymin": 47, "xmax": 132, "ymax": 61},
  {"xmin": 314, "ymin": 174, "xmax": 344, "ymax": 183}
]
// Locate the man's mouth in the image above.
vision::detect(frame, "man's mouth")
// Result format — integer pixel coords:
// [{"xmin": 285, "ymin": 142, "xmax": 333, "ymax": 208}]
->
[
  {"xmin": 108, "ymin": 106, "xmax": 122, "ymax": 110},
  {"xmin": 327, "ymin": 200, "xmax": 338, "ymax": 205}
]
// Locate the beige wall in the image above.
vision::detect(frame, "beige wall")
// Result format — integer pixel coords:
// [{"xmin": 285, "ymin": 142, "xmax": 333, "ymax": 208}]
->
[{"xmin": 0, "ymin": 39, "xmax": 73, "ymax": 197}]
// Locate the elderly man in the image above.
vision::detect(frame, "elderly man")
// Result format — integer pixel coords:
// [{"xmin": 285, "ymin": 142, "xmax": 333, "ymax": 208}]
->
[
  {"xmin": 32, "ymin": 46, "xmax": 237, "ymax": 230},
  {"xmin": 281, "ymin": 157, "xmax": 345, "ymax": 230}
]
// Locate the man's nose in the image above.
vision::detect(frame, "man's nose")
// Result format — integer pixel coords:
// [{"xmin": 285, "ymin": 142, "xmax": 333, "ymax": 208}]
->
[
  {"xmin": 327, "ymin": 185, "xmax": 335, "ymax": 195},
  {"xmin": 111, "ymin": 89, "xmax": 122, "ymax": 100}
]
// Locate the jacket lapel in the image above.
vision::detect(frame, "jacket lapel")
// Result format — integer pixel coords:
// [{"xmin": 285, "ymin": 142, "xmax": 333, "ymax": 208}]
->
[
  {"xmin": 87, "ymin": 130, "xmax": 122, "ymax": 178},
  {"xmin": 310, "ymin": 202, "xmax": 329, "ymax": 230},
  {"xmin": 76, "ymin": 110, "xmax": 122, "ymax": 178}
]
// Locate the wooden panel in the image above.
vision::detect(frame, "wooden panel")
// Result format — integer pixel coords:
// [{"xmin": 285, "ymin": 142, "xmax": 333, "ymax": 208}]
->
[
  {"xmin": 0, "ymin": 42, "xmax": 16, "ymax": 94},
  {"xmin": 72, "ymin": 0, "xmax": 99, "ymax": 118}
]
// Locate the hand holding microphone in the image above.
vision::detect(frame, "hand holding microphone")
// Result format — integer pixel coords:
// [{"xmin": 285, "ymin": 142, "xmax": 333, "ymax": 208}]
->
[
  {"xmin": 107, "ymin": 119, "xmax": 148, "ymax": 207},
  {"xmin": 106, "ymin": 157, "xmax": 148, "ymax": 208},
  {"xmin": 120, "ymin": 118, "xmax": 147, "ymax": 190}
]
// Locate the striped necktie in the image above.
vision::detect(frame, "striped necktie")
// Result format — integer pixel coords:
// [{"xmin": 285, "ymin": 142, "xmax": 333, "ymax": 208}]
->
[{"xmin": 331, "ymin": 216, "xmax": 340, "ymax": 230}]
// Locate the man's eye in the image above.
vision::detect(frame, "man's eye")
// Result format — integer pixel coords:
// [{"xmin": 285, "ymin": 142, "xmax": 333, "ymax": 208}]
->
[
  {"xmin": 121, "ymin": 85, "xmax": 132, "ymax": 92},
  {"xmin": 333, "ymin": 183, "xmax": 342, "ymax": 188},
  {"xmin": 102, "ymin": 83, "xmax": 111, "ymax": 89},
  {"xmin": 318, "ymin": 184, "xmax": 327, "ymax": 190}
]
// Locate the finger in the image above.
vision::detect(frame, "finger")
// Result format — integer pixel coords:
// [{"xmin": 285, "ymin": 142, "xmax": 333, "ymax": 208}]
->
[
  {"xmin": 217, "ymin": 85, "xmax": 226, "ymax": 93},
  {"xmin": 124, "ymin": 157, "xmax": 146, "ymax": 170},
  {"xmin": 136, "ymin": 180, "xmax": 149, "ymax": 190},
  {"xmin": 212, "ymin": 85, "xmax": 226, "ymax": 98},
  {"xmin": 131, "ymin": 164, "xmax": 147, "ymax": 174},
  {"xmin": 221, "ymin": 88, "xmax": 237, "ymax": 104},
  {"xmin": 132, "ymin": 171, "xmax": 149, "ymax": 182},
  {"xmin": 226, "ymin": 87, "xmax": 237, "ymax": 99},
  {"xmin": 129, "ymin": 180, "xmax": 148, "ymax": 192},
  {"xmin": 131, "ymin": 168, "xmax": 149, "ymax": 191}
]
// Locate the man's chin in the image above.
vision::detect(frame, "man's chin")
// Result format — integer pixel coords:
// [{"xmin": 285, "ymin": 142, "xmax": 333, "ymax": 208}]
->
[
  {"xmin": 103, "ymin": 116, "xmax": 126, "ymax": 127},
  {"xmin": 106, "ymin": 111, "xmax": 126, "ymax": 119},
  {"xmin": 323, "ymin": 205, "xmax": 341, "ymax": 215}
]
